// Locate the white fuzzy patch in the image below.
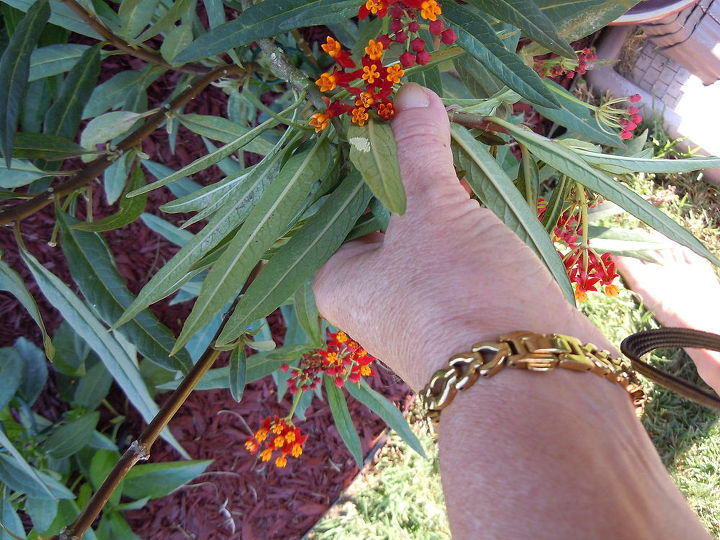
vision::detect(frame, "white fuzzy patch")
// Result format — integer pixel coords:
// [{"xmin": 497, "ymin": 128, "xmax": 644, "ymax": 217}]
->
[{"xmin": 349, "ymin": 137, "xmax": 371, "ymax": 153}]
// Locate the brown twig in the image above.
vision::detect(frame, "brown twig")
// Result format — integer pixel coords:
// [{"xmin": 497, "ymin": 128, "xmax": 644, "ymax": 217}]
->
[
  {"xmin": 0, "ymin": 65, "xmax": 245, "ymax": 227},
  {"xmin": 58, "ymin": 263, "xmax": 264, "ymax": 540},
  {"xmin": 447, "ymin": 110, "xmax": 507, "ymax": 134},
  {"xmin": 62, "ymin": 0, "xmax": 210, "ymax": 75}
]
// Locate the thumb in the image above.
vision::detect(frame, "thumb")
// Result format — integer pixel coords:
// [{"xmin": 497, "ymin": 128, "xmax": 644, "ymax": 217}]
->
[{"xmin": 390, "ymin": 83, "xmax": 463, "ymax": 209}]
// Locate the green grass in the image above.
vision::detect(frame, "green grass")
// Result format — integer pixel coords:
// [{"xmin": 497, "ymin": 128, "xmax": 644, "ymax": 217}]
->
[{"xmin": 310, "ymin": 130, "xmax": 720, "ymax": 539}]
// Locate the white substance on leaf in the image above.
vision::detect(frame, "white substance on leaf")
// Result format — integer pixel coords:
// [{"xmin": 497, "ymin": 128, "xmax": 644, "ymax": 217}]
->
[{"xmin": 349, "ymin": 137, "xmax": 371, "ymax": 153}]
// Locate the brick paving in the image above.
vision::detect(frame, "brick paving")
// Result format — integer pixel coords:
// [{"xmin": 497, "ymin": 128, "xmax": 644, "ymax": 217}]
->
[{"xmin": 628, "ymin": 40, "xmax": 693, "ymax": 109}]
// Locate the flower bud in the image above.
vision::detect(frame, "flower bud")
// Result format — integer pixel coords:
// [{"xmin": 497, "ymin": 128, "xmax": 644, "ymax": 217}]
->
[
  {"xmin": 400, "ymin": 51, "xmax": 415, "ymax": 67},
  {"xmin": 410, "ymin": 37, "xmax": 425, "ymax": 52},
  {"xmin": 441, "ymin": 28, "xmax": 457, "ymax": 45},
  {"xmin": 629, "ymin": 94, "xmax": 642, "ymax": 103},
  {"xmin": 390, "ymin": 18, "xmax": 403, "ymax": 32},
  {"xmin": 416, "ymin": 50, "xmax": 431, "ymax": 65},
  {"xmin": 429, "ymin": 19, "xmax": 444, "ymax": 35},
  {"xmin": 408, "ymin": 21, "xmax": 419, "ymax": 32},
  {"xmin": 394, "ymin": 30, "xmax": 408, "ymax": 42}
]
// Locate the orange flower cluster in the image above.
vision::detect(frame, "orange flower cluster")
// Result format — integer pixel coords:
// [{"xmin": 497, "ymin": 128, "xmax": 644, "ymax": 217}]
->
[
  {"xmin": 538, "ymin": 199, "xmax": 619, "ymax": 303},
  {"xmin": 245, "ymin": 416, "xmax": 308, "ymax": 468},
  {"xmin": 282, "ymin": 331, "xmax": 376, "ymax": 391},
  {"xmin": 309, "ymin": 0, "xmax": 456, "ymax": 132}
]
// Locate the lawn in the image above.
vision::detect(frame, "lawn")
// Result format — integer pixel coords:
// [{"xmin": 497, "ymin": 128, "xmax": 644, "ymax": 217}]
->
[{"xmin": 309, "ymin": 126, "xmax": 720, "ymax": 539}]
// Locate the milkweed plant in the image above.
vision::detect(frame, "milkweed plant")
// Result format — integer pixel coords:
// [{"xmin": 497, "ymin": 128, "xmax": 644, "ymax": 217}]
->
[{"xmin": 0, "ymin": 0, "xmax": 718, "ymax": 537}]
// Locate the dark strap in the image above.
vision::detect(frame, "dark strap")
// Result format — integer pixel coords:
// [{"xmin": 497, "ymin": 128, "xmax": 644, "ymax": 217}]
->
[{"xmin": 621, "ymin": 328, "xmax": 720, "ymax": 412}]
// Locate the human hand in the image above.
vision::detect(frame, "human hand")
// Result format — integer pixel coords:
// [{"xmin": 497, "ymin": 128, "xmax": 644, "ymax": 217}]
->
[{"xmin": 313, "ymin": 83, "xmax": 613, "ymax": 392}]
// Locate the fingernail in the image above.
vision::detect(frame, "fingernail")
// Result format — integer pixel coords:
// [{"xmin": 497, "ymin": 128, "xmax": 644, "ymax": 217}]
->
[{"xmin": 395, "ymin": 83, "xmax": 430, "ymax": 111}]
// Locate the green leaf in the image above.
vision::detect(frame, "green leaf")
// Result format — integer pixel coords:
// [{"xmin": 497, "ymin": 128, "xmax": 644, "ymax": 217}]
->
[
  {"xmin": 0, "ymin": 453, "xmax": 72, "ymax": 500},
  {"xmin": 1, "ymin": 0, "xmax": 102, "ymax": 39},
  {"xmin": 533, "ymin": 81, "xmax": 622, "ymax": 147},
  {"xmin": 202, "ymin": 0, "xmax": 225, "ymax": 29},
  {"xmin": 576, "ymin": 150, "xmax": 720, "ymax": 174},
  {"xmin": 44, "ymin": 412, "xmax": 99, "ymax": 459},
  {"xmin": 160, "ymin": 23, "xmax": 193, "ymax": 66},
  {"xmin": 25, "ymin": 496, "xmax": 58, "ymax": 533},
  {"xmin": 348, "ymin": 118, "xmax": 405, "ymax": 215},
  {"xmin": 159, "ymin": 171, "xmax": 247, "ymax": 214},
  {"xmin": 58, "ymin": 211, "xmax": 192, "ymax": 373},
  {"xmin": 0, "ymin": 260, "xmax": 53, "ymax": 359},
  {"xmin": 88, "ymin": 450, "xmax": 123, "ymax": 506},
  {"xmin": 294, "ymin": 281, "xmax": 322, "ymax": 347},
  {"xmin": 173, "ymin": 140, "xmax": 331, "ymax": 353},
  {"xmin": 346, "ymin": 380, "xmax": 425, "ymax": 457},
  {"xmin": 74, "ymin": 360, "xmax": 113, "ymax": 410},
  {"xmin": 12, "ymin": 132, "xmax": 89, "ymax": 161},
  {"xmin": 20, "ymin": 250, "xmax": 187, "ymax": 456},
  {"xmin": 0, "ymin": 497, "xmax": 23, "ymax": 540},
  {"xmin": 28, "ymin": 43, "xmax": 90, "ymax": 82},
  {"xmin": 141, "ymin": 212, "xmax": 194, "ymax": 247},
  {"xmin": 0, "ymin": 0, "xmax": 49, "ymax": 167},
  {"xmin": 536, "ymin": 0, "xmax": 636, "ymax": 42},
  {"xmin": 72, "ymin": 167, "xmax": 147, "ymax": 232},
  {"xmin": 83, "ymin": 67, "xmax": 161, "ymax": 120},
  {"xmin": 115, "ymin": 148, "xmax": 286, "ymax": 327},
  {"xmin": 118, "ymin": 0, "xmax": 161, "ymax": 40},
  {"xmin": 217, "ymin": 172, "xmax": 371, "ymax": 345},
  {"xmin": 80, "ymin": 111, "xmax": 143, "ymax": 151},
  {"xmin": 588, "ymin": 225, "xmax": 665, "ymax": 261},
  {"xmin": 131, "ymin": 104, "xmax": 299, "ymax": 197},
  {"xmin": 0, "ymin": 158, "xmax": 47, "ymax": 187},
  {"xmin": 465, "ymin": 0, "xmax": 574, "ymax": 57},
  {"xmin": 131, "ymin": 0, "xmax": 197, "ymax": 44},
  {"xmin": 15, "ymin": 338, "xmax": 47, "ymax": 406},
  {"xmin": 174, "ymin": 0, "xmax": 359, "ymax": 62},
  {"xmin": 141, "ymin": 159, "xmax": 202, "ymax": 198},
  {"xmin": 103, "ymin": 152, "xmax": 132, "ymax": 205},
  {"xmin": 123, "ymin": 460, "xmax": 212, "ymax": 500},
  {"xmin": 228, "ymin": 347, "xmax": 246, "ymax": 402},
  {"xmin": 0, "ymin": 429, "xmax": 55, "ymax": 499},
  {"xmin": 43, "ymin": 45, "xmax": 101, "ymax": 140},
  {"xmin": 451, "ymin": 124, "xmax": 575, "ymax": 302},
  {"xmin": 177, "ymin": 114, "xmax": 275, "ymax": 155},
  {"xmin": 443, "ymin": 2, "xmax": 559, "ymax": 109},
  {"xmin": 324, "ymin": 376, "xmax": 363, "ymax": 468},
  {"xmin": 0, "ymin": 348, "xmax": 22, "ymax": 410},
  {"xmin": 494, "ymin": 117, "xmax": 720, "ymax": 267}
]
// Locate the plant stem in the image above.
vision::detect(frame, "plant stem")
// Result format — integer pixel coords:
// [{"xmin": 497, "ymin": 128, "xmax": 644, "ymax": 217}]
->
[
  {"xmin": 0, "ymin": 65, "xmax": 245, "ymax": 227},
  {"xmin": 57, "ymin": 262, "xmax": 263, "ymax": 540},
  {"xmin": 62, "ymin": 0, "xmax": 209, "ymax": 75}
]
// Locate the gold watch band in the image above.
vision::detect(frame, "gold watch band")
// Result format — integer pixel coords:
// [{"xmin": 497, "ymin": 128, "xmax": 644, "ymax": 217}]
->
[{"xmin": 420, "ymin": 331, "xmax": 646, "ymax": 427}]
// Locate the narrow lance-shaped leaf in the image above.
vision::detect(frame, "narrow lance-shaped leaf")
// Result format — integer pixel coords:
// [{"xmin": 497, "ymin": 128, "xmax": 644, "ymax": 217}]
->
[
  {"xmin": 346, "ymin": 380, "xmax": 426, "ymax": 457},
  {"xmin": 348, "ymin": 117, "xmax": 405, "ymax": 215},
  {"xmin": 0, "ymin": 260, "xmax": 53, "ymax": 359},
  {"xmin": 174, "ymin": 0, "xmax": 359, "ymax": 63},
  {"xmin": 451, "ymin": 124, "xmax": 575, "ymax": 302},
  {"xmin": 575, "ymin": 149, "xmax": 720, "ymax": 174},
  {"xmin": 217, "ymin": 172, "xmax": 371, "ymax": 345},
  {"xmin": 43, "ymin": 45, "xmax": 101, "ymax": 140},
  {"xmin": 58, "ymin": 212, "xmax": 193, "ymax": 373},
  {"xmin": 493, "ymin": 117, "xmax": 720, "ymax": 267},
  {"xmin": 20, "ymin": 250, "xmax": 187, "ymax": 456},
  {"xmin": 1, "ymin": 0, "xmax": 103, "ymax": 38},
  {"xmin": 29, "ymin": 43, "xmax": 89, "ymax": 82},
  {"xmin": 0, "ymin": 0, "xmax": 50, "ymax": 167},
  {"xmin": 173, "ymin": 139, "xmax": 332, "ymax": 353},
  {"xmin": 229, "ymin": 347, "xmax": 247, "ymax": 402},
  {"xmin": 118, "ymin": 0, "xmax": 161, "ymax": 40},
  {"xmin": 12, "ymin": 132, "xmax": 90, "ymax": 161},
  {"xmin": 131, "ymin": 0, "xmax": 197, "ymax": 44},
  {"xmin": 536, "ymin": 0, "xmax": 636, "ymax": 42},
  {"xmin": 464, "ymin": 0, "xmax": 574, "ymax": 57},
  {"xmin": 73, "ymin": 167, "xmax": 148, "ymax": 232},
  {"xmin": 325, "ymin": 376, "xmax": 364, "ymax": 468},
  {"xmin": 129, "ymin": 114, "xmax": 283, "ymax": 196},
  {"xmin": 115, "ymin": 142, "xmax": 290, "ymax": 328},
  {"xmin": 443, "ymin": 2, "xmax": 559, "ymax": 109}
]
